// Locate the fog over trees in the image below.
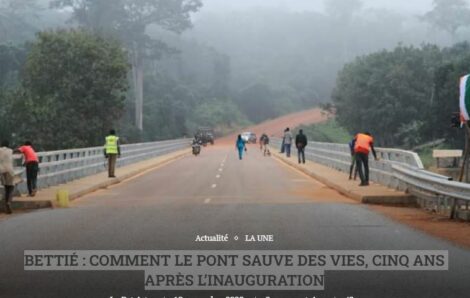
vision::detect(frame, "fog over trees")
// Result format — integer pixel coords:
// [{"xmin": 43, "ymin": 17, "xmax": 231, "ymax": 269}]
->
[{"xmin": 0, "ymin": 0, "xmax": 469, "ymax": 149}]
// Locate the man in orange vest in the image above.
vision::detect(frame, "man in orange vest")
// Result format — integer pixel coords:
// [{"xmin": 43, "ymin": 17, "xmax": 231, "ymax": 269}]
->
[{"xmin": 352, "ymin": 132, "xmax": 379, "ymax": 186}]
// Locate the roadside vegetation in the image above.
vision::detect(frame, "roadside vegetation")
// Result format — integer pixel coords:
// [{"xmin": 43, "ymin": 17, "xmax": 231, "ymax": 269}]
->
[
  {"xmin": 1, "ymin": 0, "xmax": 470, "ymax": 151},
  {"xmin": 333, "ymin": 42, "xmax": 470, "ymax": 150},
  {"xmin": 296, "ymin": 119, "xmax": 351, "ymax": 144}
]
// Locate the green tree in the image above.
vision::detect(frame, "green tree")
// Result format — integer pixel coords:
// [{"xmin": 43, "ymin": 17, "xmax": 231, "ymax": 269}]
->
[
  {"xmin": 425, "ymin": 42, "xmax": 470, "ymax": 148},
  {"xmin": 50, "ymin": 0, "xmax": 203, "ymax": 130},
  {"xmin": 211, "ymin": 51, "xmax": 231, "ymax": 98},
  {"xmin": 0, "ymin": 43, "xmax": 28, "ymax": 142},
  {"xmin": 333, "ymin": 45, "xmax": 442, "ymax": 146},
  {"xmin": 0, "ymin": 44, "xmax": 28, "ymax": 88},
  {"xmin": 0, "ymin": 90, "xmax": 13, "ymax": 141},
  {"xmin": 187, "ymin": 98, "xmax": 249, "ymax": 136},
  {"xmin": 142, "ymin": 73, "xmax": 197, "ymax": 140},
  {"xmin": 9, "ymin": 29, "xmax": 129, "ymax": 150},
  {"xmin": 236, "ymin": 84, "xmax": 284, "ymax": 124},
  {"xmin": 333, "ymin": 42, "xmax": 470, "ymax": 148}
]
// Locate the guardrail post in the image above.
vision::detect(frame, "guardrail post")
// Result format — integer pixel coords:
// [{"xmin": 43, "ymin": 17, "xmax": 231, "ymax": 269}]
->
[{"xmin": 450, "ymin": 198, "xmax": 458, "ymax": 219}]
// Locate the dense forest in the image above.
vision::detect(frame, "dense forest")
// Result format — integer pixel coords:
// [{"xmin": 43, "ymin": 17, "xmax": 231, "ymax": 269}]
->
[
  {"xmin": 331, "ymin": 0, "xmax": 470, "ymax": 149},
  {"xmin": 0, "ymin": 0, "xmax": 469, "ymax": 150},
  {"xmin": 333, "ymin": 42, "xmax": 470, "ymax": 149}
]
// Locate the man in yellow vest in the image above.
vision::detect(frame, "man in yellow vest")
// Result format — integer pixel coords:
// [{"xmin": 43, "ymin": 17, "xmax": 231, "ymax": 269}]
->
[{"xmin": 104, "ymin": 129, "xmax": 121, "ymax": 178}]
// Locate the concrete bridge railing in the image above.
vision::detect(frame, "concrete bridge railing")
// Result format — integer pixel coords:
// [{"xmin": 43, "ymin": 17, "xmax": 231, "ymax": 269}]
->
[
  {"xmin": 271, "ymin": 138, "xmax": 470, "ymax": 219},
  {"xmin": 12, "ymin": 139, "xmax": 191, "ymax": 194}
]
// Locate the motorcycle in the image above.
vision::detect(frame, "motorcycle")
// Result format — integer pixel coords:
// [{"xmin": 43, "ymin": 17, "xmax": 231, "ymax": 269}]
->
[{"xmin": 192, "ymin": 139, "xmax": 201, "ymax": 156}]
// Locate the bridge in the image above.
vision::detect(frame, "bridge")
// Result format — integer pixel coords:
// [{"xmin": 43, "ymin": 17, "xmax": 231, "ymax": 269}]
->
[{"xmin": 1, "ymin": 115, "xmax": 470, "ymax": 298}]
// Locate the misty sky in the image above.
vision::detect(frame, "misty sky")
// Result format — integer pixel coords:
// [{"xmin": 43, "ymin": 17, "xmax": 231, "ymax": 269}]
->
[{"xmin": 201, "ymin": 0, "xmax": 449, "ymax": 14}]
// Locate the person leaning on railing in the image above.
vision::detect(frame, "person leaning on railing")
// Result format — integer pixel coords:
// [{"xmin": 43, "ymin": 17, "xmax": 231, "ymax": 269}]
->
[
  {"xmin": 352, "ymin": 132, "xmax": 379, "ymax": 187},
  {"xmin": 0, "ymin": 140, "xmax": 15, "ymax": 213},
  {"xmin": 15, "ymin": 141, "xmax": 39, "ymax": 197}
]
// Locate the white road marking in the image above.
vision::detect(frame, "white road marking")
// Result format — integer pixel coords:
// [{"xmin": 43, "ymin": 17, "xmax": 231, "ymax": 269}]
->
[
  {"xmin": 204, "ymin": 198, "xmax": 211, "ymax": 204},
  {"xmin": 216, "ymin": 174, "xmax": 221, "ymax": 179},
  {"xmin": 218, "ymin": 168, "xmax": 223, "ymax": 172},
  {"xmin": 211, "ymin": 184, "xmax": 217, "ymax": 189}
]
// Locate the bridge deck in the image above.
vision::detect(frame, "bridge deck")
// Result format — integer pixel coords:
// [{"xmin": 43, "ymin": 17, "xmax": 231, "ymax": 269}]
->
[{"xmin": 1, "ymin": 144, "xmax": 470, "ymax": 297}]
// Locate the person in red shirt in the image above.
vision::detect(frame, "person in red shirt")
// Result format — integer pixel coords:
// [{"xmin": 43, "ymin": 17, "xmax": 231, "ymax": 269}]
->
[
  {"xmin": 352, "ymin": 132, "xmax": 379, "ymax": 186},
  {"xmin": 16, "ymin": 141, "xmax": 39, "ymax": 196}
]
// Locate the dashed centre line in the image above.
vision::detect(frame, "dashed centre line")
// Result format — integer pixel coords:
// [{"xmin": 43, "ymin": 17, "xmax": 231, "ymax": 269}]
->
[
  {"xmin": 204, "ymin": 198, "xmax": 211, "ymax": 204},
  {"xmin": 210, "ymin": 155, "xmax": 227, "ymax": 189}
]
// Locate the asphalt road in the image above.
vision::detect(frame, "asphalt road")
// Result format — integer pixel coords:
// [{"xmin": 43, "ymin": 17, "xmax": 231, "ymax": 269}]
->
[{"xmin": 1, "ymin": 144, "xmax": 469, "ymax": 298}]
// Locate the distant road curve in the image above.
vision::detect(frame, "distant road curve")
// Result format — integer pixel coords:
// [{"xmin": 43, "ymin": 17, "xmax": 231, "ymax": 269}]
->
[{"xmin": 220, "ymin": 108, "xmax": 328, "ymax": 144}]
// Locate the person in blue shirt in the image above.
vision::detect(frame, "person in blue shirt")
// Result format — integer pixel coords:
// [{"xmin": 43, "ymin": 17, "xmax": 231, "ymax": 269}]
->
[{"xmin": 236, "ymin": 135, "xmax": 246, "ymax": 160}]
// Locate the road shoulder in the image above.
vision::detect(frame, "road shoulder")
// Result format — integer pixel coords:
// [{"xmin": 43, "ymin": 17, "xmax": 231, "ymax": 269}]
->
[
  {"xmin": 272, "ymin": 148, "xmax": 470, "ymax": 249},
  {"xmin": 271, "ymin": 149, "xmax": 414, "ymax": 205}
]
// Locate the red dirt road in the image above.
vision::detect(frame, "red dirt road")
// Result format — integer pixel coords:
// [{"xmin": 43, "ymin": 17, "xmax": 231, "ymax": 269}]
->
[{"xmin": 219, "ymin": 108, "xmax": 327, "ymax": 145}]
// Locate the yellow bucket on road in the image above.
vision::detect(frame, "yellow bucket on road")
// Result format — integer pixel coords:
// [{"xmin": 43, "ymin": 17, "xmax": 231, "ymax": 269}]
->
[{"xmin": 56, "ymin": 189, "xmax": 69, "ymax": 208}]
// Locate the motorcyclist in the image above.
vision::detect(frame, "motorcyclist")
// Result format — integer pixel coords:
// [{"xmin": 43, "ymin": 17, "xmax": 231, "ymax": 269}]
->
[{"xmin": 192, "ymin": 138, "xmax": 201, "ymax": 156}]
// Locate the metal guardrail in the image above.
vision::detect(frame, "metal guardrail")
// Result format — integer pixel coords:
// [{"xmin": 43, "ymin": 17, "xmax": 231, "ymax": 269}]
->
[
  {"xmin": 392, "ymin": 165, "xmax": 470, "ymax": 201},
  {"xmin": 271, "ymin": 138, "xmax": 426, "ymax": 189},
  {"xmin": 10, "ymin": 139, "xmax": 190, "ymax": 194},
  {"xmin": 272, "ymin": 138, "xmax": 470, "ymax": 219}
]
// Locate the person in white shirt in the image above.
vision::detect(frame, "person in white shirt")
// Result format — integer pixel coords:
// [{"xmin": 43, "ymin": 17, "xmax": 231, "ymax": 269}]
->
[
  {"xmin": 0, "ymin": 140, "xmax": 15, "ymax": 214},
  {"xmin": 283, "ymin": 128, "xmax": 293, "ymax": 157}
]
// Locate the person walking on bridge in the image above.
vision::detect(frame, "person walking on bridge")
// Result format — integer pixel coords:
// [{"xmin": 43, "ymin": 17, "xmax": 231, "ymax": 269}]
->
[
  {"xmin": 260, "ymin": 133, "xmax": 270, "ymax": 156},
  {"xmin": 283, "ymin": 128, "xmax": 293, "ymax": 158},
  {"xmin": 295, "ymin": 129, "xmax": 308, "ymax": 164},
  {"xmin": 15, "ymin": 141, "xmax": 39, "ymax": 197},
  {"xmin": 236, "ymin": 135, "xmax": 246, "ymax": 160},
  {"xmin": 104, "ymin": 129, "xmax": 121, "ymax": 178},
  {"xmin": 352, "ymin": 132, "xmax": 379, "ymax": 186},
  {"xmin": 0, "ymin": 141, "xmax": 15, "ymax": 214}
]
